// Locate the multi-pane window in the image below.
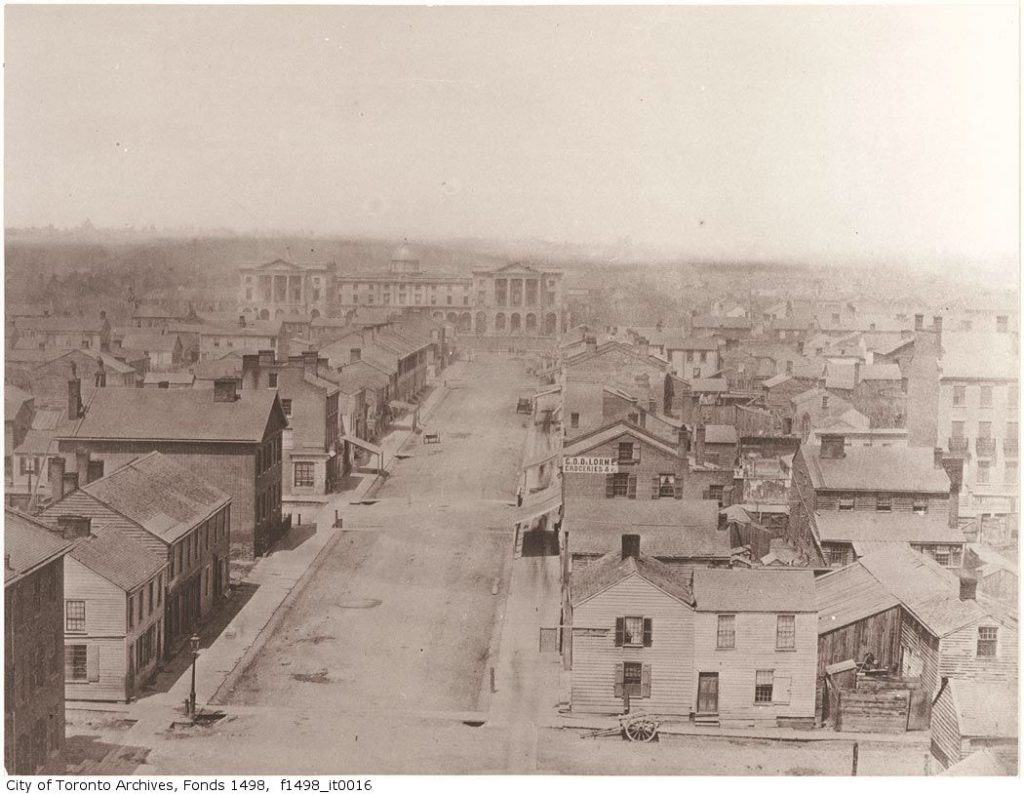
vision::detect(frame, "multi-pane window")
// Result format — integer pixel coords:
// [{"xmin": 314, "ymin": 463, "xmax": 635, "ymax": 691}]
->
[
  {"xmin": 977, "ymin": 627, "xmax": 998, "ymax": 657},
  {"xmin": 952, "ymin": 420, "xmax": 965, "ymax": 439},
  {"xmin": 570, "ymin": 413, "xmax": 579, "ymax": 429},
  {"xmin": 912, "ymin": 497, "xmax": 928, "ymax": 514},
  {"xmin": 617, "ymin": 442, "xmax": 635, "ymax": 462},
  {"xmin": 979, "ymin": 421, "xmax": 992, "ymax": 439},
  {"xmin": 1005, "ymin": 462, "xmax": 1018, "ymax": 485},
  {"xmin": 980, "ymin": 385, "xmax": 993, "ymax": 408},
  {"xmin": 610, "ymin": 473, "xmax": 630, "ymax": 497},
  {"xmin": 623, "ymin": 617, "xmax": 644, "ymax": 646},
  {"xmin": 838, "ymin": 496, "xmax": 854, "ymax": 511},
  {"xmin": 65, "ymin": 600, "xmax": 86, "ymax": 632},
  {"xmin": 755, "ymin": 670, "xmax": 774, "ymax": 703},
  {"xmin": 977, "ymin": 461, "xmax": 991, "ymax": 485},
  {"xmin": 708, "ymin": 484, "xmax": 725, "ymax": 506},
  {"xmin": 717, "ymin": 615, "xmax": 735, "ymax": 649},
  {"xmin": 294, "ymin": 462, "xmax": 315, "ymax": 488},
  {"xmin": 268, "ymin": 373, "xmax": 278, "ymax": 388},
  {"xmin": 658, "ymin": 474, "xmax": 676, "ymax": 498},
  {"xmin": 623, "ymin": 661, "xmax": 643, "ymax": 697},
  {"xmin": 65, "ymin": 645, "xmax": 88, "ymax": 681},
  {"xmin": 933, "ymin": 547, "xmax": 951, "ymax": 567},
  {"xmin": 281, "ymin": 399, "xmax": 292, "ymax": 417},
  {"xmin": 876, "ymin": 494, "xmax": 892, "ymax": 512},
  {"xmin": 953, "ymin": 385, "xmax": 966, "ymax": 406},
  {"xmin": 776, "ymin": 615, "xmax": 796, "ymax": 650}
]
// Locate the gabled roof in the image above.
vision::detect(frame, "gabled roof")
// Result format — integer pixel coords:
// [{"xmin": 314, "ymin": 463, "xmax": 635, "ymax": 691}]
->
[
  {"xmin": 940, "ymin": 749, "xmax": 1010, "ymax": 776},
  {"xmin": 244, "ymin": 258, "xmax": 331, "ymax": 272},
  {"xmin": 62, "ymin": 388, "xmax": 282, "ymax": 444},
  {"xmin": 333, "ymin": 359, "xmax": 391, "ymax": 391},
  {"xmin": 67, "ymin": 524, "xmax": 166, "ymax": 592},
  {"xmin": 763, "ymin": 374, "xmax": 793, "ymax": 389},
  {"xmin": 562, "ymin": 420, "xmax": 681, "ymax": 460},
  {"xmin": 564, "ymin": 340, "xmax": 668, "ymax": 370},
  {"xmin": 944, "ymin": 680, "xmax": 1018, "ymax": 739},
  {"xmin": 815, "ymin": 563, "xmax": 901, "ymax": 634},
  {"xmin": 571, "ymin": 552, "xmax": 695, "ymax": 606},
  {"xmin": 692, "ymin": 568, "xmax": 817, "ymax": 612},
  {"xmin": 4, "ymin": 509, "xmax": 73, "ymax": 586},
  {"xmin": 74, "ymin": 452, "xmax": 230, "ymax": 544},
  {"xmin": 858, "ymin": 546, "xmax": 1001, "ymax": 637},
  {"xmin": 813, "ymin": 511, "xmax": 965, "ymax": 545},
  {"xmin": 802, "ymin": 444, "xmax": 950, "ymax": 493},
  {"xmin": 825, "ymin": 363, "xmax": 858, "ymax": 391},
  {"xmin": 566, "ymin": 499, "xmax": 726, "ymax": 560}
]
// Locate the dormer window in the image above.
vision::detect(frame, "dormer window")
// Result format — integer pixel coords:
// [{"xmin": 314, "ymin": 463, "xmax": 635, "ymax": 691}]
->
[{"xmin": 617, "ymin": 442, "xmax": 635, "ymax": 463}]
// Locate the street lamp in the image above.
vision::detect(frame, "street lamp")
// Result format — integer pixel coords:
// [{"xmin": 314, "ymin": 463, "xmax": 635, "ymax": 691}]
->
[{"xmin": 188, "ymin": 634, "xmax": 201, "ymax": 718}]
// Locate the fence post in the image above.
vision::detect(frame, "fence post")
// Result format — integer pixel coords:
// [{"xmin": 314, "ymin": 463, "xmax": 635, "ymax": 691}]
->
[{"xmin": 851, "ymin": 741, "xmax": 859, "ymax": 776}]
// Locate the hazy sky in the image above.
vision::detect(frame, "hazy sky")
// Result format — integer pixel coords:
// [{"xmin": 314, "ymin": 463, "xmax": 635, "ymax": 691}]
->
[{"xmin": 4, "ymin": 4, "xmax": 1019, "ymax": 263}]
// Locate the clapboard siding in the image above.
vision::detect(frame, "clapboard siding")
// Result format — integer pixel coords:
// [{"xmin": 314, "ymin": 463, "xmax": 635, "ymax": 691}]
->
[
  {"xmin": 562, "ymin": 432, "xmax": 682, "ymax": 502},
  {"xmin": 571, "ymin": 575, "xmax": 694, "ymax": 714},
  {"xmin": 929, "ymin": 683, "xmax": 961, "ymax": 767},
  {"xmin": 694, "ymin": 611, "xmax": 817, "ymax": 725},
  {"xmin": 939, "ymin": 618, "xmax": 1018, "ymax": 686},
  {"xmin": 899, "ymin": 612, "xmax": 941, "ymax": 695},
  {"xmin": 62, "ymin": 559, "xmax": 164, "ymax": 702}
]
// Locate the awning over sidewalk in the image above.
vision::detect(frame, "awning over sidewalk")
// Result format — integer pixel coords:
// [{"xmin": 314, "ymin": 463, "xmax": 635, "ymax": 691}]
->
[
  {"xmin": 345, "ymin": 436, "xmax": 384, "ymax": 457},
  {"xmin": 512, "ymin": 488, "xmax": 563, "ymax": 526}
]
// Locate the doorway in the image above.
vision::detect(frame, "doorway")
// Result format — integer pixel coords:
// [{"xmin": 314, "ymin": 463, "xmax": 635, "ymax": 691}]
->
[{"xmin": 697, "ymin": 672, "xmax": 719, "ymax": 714}]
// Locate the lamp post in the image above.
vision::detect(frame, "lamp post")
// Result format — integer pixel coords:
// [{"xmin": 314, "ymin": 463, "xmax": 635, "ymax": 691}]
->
[{"xmin": 188, "ymin": 634, "xmax": 200, "ymax": 718}]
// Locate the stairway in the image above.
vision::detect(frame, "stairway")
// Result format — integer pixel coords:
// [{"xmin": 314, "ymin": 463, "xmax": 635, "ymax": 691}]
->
[{"xmin": 694, "ymin": 711, "xmax": 720, "ymax": 727}]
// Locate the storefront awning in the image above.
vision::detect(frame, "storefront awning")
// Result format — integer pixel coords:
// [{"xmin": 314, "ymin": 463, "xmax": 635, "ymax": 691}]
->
[
  {"xmin": 345, "ymin": 436, "xmax": 384, "ymax": 457},
  {"xmin": 512, "ymin": 489, "xmax": 563, "ymax": 525}
]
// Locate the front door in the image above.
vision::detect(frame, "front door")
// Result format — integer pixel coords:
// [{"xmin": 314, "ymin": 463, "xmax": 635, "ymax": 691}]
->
[{"xmin": 697, "ymin": 672, "xmax": 719, "ymax": 713}]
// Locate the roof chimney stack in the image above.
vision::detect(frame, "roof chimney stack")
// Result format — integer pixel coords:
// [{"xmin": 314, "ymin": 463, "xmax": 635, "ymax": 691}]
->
[
  {"xmin": 621, "ymin": 534, "xmax": 640, "ymax": 561},
  {"xmin": 213, "ymin": 377, "xmax": 239, "ymax": 402},
  {"xmin": 48, "ymin": 457, "xmax": 66, "ymax": 502},
  {"xmin": 695, "ymin": 424, "xmax": 706, "ymax": 467},
  {"xmin": 68, "ymin": 364, "xmax": 82, "ymax": 419},
  {"xmin": 820, "ymin": 434, "xmax": 846, "ymax": 460},
  {"xmin": 56, "ymin": 515, "xmax": 92, "ymax": 541},
  {"xmin": 958, "ymin": 571, "xmax": 977, "ymax": 602}
]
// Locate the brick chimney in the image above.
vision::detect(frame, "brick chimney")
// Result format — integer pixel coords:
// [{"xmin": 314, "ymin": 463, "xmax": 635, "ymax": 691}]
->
[
  {"xmin": 621, "ymin": 533, "xmax": 640, "ymax": 561},
  {"xmin": 68, "ymin": 363, "xmax": 82, "ymax": 419},
  {"xmin": 48, "ymin": 457, "xmax": 66, "ymax": 502},
  {"xmin": 958, "ymin": 571, "xmax": 977, "ymax": 602},
  {"xmin": 695, "ymin": 424, "xmax": 706, "ymax": 466},
  {"xmin": 677, "ymin": 425, "xmax": 691, "ymax": 458},
  {"xmin": 257, "ymin": 349, "xmax": 275, "ymax": 367},
  {"xmin": 56, "ymin": 515, "xmax": 92, "ymax": 540},
  {"xmin": 940, "ymin": 456, "xmax": 964, "ymax": 528},
  {"xmin": 62, "ymin": 471, "xmax": 79, "ymax": 496},
  {"xmin": 75, "ymin": 449, "xmax": 91, "ymax": 483},
  {"xmin": 214, "ymin": 377, "xmax": 239, "ymax": 402},
  {"xmin": 241, "ymin": 353, "xmax": 260, "ymax": 383},
  {"xmin": 301, "ymin": 350, "xmax": 320, "ymax": 378},
  {"xmin": 819, "ymin": 434, "xmax": 846, "ymax": 459}
]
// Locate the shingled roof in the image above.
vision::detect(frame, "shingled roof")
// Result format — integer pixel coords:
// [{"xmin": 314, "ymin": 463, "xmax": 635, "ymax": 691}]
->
[
  {"xmin": 79, "ymin": 452, "xmax": 230, "ymax": 544},
  {"xmin": 571, "ymin": 552, "xmax": 695, "ymax": 606},
  {"xmin": 813, "ymin": 511, "xmax": 965, "ymax": 545},
  {"xmin": 68, "ymin": 524, "xmax": 166, "ymax": 592},
  {"xmin": 803, "ymin": 444, "xmax": 950, "ymax": 493},
  {"xmin": 692, "ymin": 568, "xmax": 817, "ymax": 612},
  {"xmin": 4, "ymin": 509, "xmax": 72, "ymax": 586},
  {"xmin": 815, "ymin": 562, "xmax": 900, "ymax": 634},
  {"xmin": 944, "ymin": 679, "xmax": 1018, "ymax": 738},
  {"xmin": 62, "ymin": 387, "xmax": 281, "ymax": 443}
]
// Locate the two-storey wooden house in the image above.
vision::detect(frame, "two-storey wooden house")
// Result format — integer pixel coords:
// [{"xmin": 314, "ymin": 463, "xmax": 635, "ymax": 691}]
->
[
  {"xmin": 40, "ymin": 452, "xmax": 231, "ymax": 657},
  {"xmin": 691, "ymin": 569, "xmax": 818, "ymax": 728},
  {"xmin": 54, "ymin": 518, "xmax": 166, "ymax": 702},
  {"xmin": 4, "ymin": 510, "xmax": 73, "ymax": 774},
  {"xmin": 566, "ymin": 536, "xmax": 696, "ymax": 715}
]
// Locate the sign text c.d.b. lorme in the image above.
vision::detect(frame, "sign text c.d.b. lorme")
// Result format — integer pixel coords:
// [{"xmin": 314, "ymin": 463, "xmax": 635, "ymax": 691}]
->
[{"xmin": 563, "ymin": 456, "xmax": 619, "ymax": 474}]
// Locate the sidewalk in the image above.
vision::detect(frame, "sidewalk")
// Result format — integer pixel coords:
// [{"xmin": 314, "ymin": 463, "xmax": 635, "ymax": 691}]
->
[{"xmin": 105, "ymin": 367, "xmax": 460, "ymax": 737}]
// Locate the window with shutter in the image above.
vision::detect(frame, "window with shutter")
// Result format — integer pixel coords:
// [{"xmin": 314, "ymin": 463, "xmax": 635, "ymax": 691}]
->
[
  {"xmin": 642, "ymin": 618, "xmax": 653, "ymax": 647},
  {"xmin": 640, "ymin": 664, "xmax": 652, "ymax": 698},
  {"xmin": 623, "ymin": 661, "xmax": 643, "ymax": 697},
  {"xmin": 605, "ymin": 474, "xmax": 616, "ymax": 498},
  {"xmin": 651, "ymin": 475, "xmax": 661, "ymax": 499},
  {"xmin": 614, "ymin": 617, "xmax": 625, "ymax": 647},
  {"xmin": 65, "ymin": 645, "xmax": 87, "ymax": 681},
  {"xmin": 772, "ymin": 676, "xmax": 791, "ymax": 704},
  {"xmin": 627, "ymin": 475, "xmax": 637, "ymax": 499},
  {"xmin": 623, "ymin": 616, "xmax": 644, "ymax": 646},
  {"xmin": 613, "ymin": 663, "xmax": 625, "ymax": 697}
]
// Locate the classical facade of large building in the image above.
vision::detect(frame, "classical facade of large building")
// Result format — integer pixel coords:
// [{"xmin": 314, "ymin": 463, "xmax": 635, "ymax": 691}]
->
[{"xmin": 236, "ymin": 248, "xmax": 566, "ymax": 343}]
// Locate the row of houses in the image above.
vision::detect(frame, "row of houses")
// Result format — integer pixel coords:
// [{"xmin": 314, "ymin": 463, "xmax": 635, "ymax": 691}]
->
[{"xmin": 526, "ymin": 317, "xmax": 1016, "ymax": 772}]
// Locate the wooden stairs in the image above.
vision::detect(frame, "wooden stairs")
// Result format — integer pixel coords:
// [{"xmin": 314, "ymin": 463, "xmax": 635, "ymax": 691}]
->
[{"xmin": 694, "ymin": 712, "xmax": 720, "ymax": 727}]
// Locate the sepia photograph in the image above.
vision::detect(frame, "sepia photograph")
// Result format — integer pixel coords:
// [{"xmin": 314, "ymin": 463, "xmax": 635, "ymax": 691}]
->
[{"xmin": 2, "ymin": 0, "xmax": 1020, "ymax": 780}]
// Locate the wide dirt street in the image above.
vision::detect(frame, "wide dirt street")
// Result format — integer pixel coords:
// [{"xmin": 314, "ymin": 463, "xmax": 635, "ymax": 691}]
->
[{"xmin": 226, "ymin": 356, "xmax": 532, "ymax": 719}]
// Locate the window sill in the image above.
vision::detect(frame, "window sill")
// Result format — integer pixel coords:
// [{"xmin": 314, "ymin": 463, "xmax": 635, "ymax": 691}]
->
[
  {"xmin": 775, "ymin": 648, "xmax": 797, "ymax": 653},
  {"xmin": 715, "ymin": 647, "xmax": 736, "ymax": 652}
]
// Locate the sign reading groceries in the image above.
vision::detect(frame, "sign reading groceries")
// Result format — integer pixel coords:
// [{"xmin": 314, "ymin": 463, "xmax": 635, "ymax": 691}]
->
[{"xmin": 563, "ymin": 456, "xmax": 619, "ymax": 474}]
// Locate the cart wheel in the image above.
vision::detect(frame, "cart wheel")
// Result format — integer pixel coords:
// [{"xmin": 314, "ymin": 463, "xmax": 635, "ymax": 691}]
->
[{"xmin": 625, "ymin": 718, "xmax": 658, "ymax": 742}]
